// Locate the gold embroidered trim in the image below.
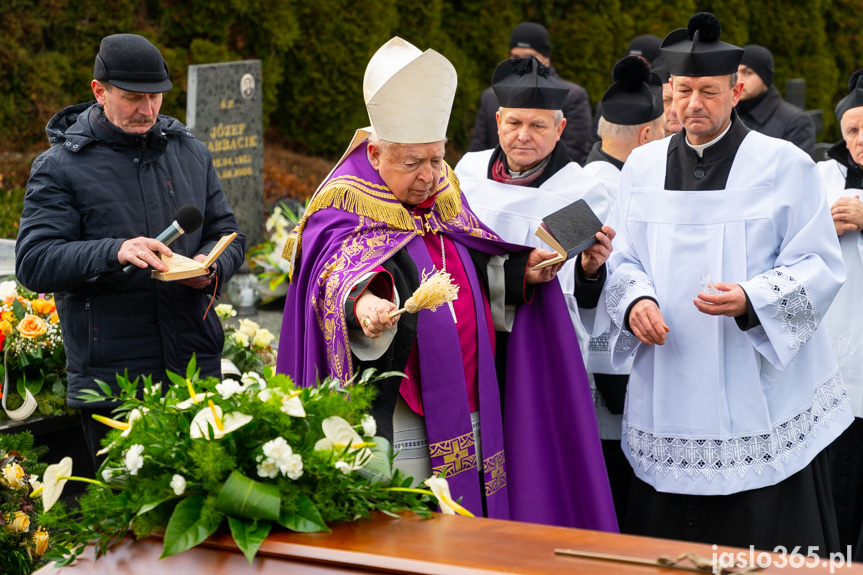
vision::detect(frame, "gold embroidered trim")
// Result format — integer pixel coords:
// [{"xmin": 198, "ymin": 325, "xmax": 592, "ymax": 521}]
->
[
  {"xmin": 430, "ymin": 430, "xmax": 477, "ymax": 478},
  {"xmin": 483, "ymin": 451, "xmax": 507, "ymax": 496},
  {"xmin": 283, "ymin": 163, "xmax": 463, "ymax": 280}
]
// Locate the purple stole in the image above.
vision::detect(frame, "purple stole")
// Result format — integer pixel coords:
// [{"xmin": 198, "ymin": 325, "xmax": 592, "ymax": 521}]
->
[{"xmin": 276, "ymin": 141, "xmax": 618, "ymax": 531}]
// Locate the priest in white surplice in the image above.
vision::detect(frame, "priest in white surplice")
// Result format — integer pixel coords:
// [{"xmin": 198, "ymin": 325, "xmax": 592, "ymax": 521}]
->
[
  {"xmin": 819, "ymin": 70, "xmax": 863, "ymax": 560},
  {"xmin": 455, "ymin": 55, "xmax": 613, "ymax": 367},
  {"xmin": 600, "ymin": 12, "xmax": 850, "ymax": 552},
  {"xmin": 582, "ymin": 54, "xmax": 666, "ymax": 529}
]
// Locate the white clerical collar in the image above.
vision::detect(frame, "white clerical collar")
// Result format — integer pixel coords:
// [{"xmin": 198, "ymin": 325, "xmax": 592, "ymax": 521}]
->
[{"xmin": 685, "ymin": 119, "xmax": 733, "ymax": 158}]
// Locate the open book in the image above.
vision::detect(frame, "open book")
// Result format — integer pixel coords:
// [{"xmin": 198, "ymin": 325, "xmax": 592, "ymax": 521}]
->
[
  {"xmin": 151, "ymin": 233, "xmax": 238, "ymax": 281},
  {"xmin": 533, "ymin": 199, "xmax": 603, "ymax": 270}
]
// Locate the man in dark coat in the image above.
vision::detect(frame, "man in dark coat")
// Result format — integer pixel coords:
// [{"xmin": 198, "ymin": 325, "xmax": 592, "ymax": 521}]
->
[
  {"xmin": 15, "ymin": 34, "xmax": 245, "ymax": 463},
  {"xmin": 467, "ymin": 22, "xmax": 593, "ymax": 165},
  {"xmin": 736, "ymin": 44, "xmax": 816, "ymax": 156}
]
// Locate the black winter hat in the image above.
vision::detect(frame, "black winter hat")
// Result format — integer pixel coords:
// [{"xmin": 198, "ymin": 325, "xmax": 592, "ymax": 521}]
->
[
  {"xmin": 660, "ymin": 13, "xmax": 744, "ymax": 77},
  {"xmin": 600, "ymin": 56, "xmax": 664, "ymax": 126},
  {"xmin": 94, "ymin": 34, "xmax": 173, "ymax": 93},
  {"xmin": 492, "ymin": 56, "xmax": 568, "ymax": 110},
  {"xmin": 509, "ymin": 22, "xmax": 552, "ymax": 58},
  {"xmin": 741, "ymin": 44, "xmax": 774, "ymax": 87},
  {"xmin": 835, "ymin": 70, "xmax": 863, "ymax": 123},
  {"xmin": 627, "ymin": 35, "xmax": 662, "ymax": 64}
]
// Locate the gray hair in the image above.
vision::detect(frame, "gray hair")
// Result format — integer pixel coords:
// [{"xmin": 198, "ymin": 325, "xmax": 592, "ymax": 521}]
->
[
  {"xmin": 597, "ymin": 115, "xmax": 664, "ymax": 139},
  {"xmin": 367, "ymin": 133, "xmax": 447, "ymax": 156},
  {"xmin": 498, "ymin": 107, "xmax": 564, "ymax": 126}
]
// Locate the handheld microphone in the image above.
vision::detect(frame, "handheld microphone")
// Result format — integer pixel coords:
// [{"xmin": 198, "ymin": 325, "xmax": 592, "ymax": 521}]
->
[{"xmin": 123, "ymin": 204, "xmax": 205, "ymax": 274}]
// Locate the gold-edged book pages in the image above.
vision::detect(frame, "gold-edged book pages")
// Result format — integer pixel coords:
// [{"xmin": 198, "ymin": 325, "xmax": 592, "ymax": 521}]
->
[
  {"xmin": 151, "ymin": 232, "xmax": 238, "ymax": 281},
  {"xmin": 532, "ymin": 224, "xmax": 566, "ymax": 270}
]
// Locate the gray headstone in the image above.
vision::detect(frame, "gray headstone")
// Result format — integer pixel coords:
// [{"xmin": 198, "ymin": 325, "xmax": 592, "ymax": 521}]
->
[{"xmin": 187, "ymin": 60, "xmax": 264, "ymax": 249}]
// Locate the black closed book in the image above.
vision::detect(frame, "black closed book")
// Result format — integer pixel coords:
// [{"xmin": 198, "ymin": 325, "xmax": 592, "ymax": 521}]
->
[{"xmin": 534, "ymin": 199, "xmax": 603, "ymax": 269}]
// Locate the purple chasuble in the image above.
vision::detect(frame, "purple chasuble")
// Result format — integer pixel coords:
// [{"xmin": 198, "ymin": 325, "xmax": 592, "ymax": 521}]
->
[{"xmin": 276, "ymin": 141, "xmax": 617, "ymax": 531}]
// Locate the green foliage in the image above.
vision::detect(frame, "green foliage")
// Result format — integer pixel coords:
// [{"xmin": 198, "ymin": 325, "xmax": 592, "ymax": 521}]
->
[
  {"xmin": 0, "ymin": 1, "xmax": 856, "ymax": 159},
  {"xmin": 44, "ymin": 362, "xmax": 436, "ymax": 565}
]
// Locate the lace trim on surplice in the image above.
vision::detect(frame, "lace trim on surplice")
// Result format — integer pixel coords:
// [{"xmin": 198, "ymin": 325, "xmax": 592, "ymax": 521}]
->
[
  {"xmin": 605, "ymin": 271, "xmax": 653, "ymax": 354},
  {"xmin": 624, "ymin": 370, "xmax": 847, "ymax": 482}
]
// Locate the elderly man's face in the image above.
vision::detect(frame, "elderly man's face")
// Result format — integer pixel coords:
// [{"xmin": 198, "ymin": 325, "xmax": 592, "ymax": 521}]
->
[
  {"xmin": 842, "ymin": 107, "xmax": 863, "ymax": 167},
  {"xmin": 737, "ymin": 65, "xmax": 769, "ymax": 101},
  {"xmin": 496, "ymin": 108, "xmax": 565, "ymax": 172},
  {"xmin": 368, "ymin": 140, "xmax": 445, "ymax": 206},
  {"xmin": 672, "ymin": 75, "xmax": 742, "ymax": 145},
  {"xmin": 662, "ymin": 82, "xmax": 682, "ymax": 134},
  {"xmin": 92, "ymin": 80, "xmax": 162, "ymax": 134}
]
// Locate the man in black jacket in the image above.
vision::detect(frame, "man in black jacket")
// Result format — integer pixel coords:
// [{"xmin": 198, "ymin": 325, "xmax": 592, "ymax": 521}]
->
[
  {"xmin": 15, "ymin": 34, "xmax": 246, "ymax": 463},
  {"xmin": 467, "ymin": 22, "xmax": 593, "ymax": 165},
  {"xmin": 736, "ymin": 44, "xmax": 815, "ymax": 156}
]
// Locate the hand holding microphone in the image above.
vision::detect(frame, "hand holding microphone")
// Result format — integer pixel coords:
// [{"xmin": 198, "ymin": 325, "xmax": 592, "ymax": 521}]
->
[{"xmin": 120, "ymin": 205, "xmax": 205, "ymax": 274}]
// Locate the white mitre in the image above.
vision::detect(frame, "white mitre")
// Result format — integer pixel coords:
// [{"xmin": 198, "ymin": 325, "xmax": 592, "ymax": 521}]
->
[{"xmin": 363, "ymin": 37, "xmax": 457, "ymax": 144}]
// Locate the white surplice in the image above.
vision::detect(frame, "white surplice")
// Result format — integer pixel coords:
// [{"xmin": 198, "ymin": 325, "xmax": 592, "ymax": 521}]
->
[
  {"xmin": 818, "ymin": 159, "xmax": 863, "ymax": 418},
  {"xmin": 602, "ymin": 131, "xmax": 851, "ymax": 496},
  {"xmin": 455, "ymin": 149, "xmax": 611, "ymax": 357}
]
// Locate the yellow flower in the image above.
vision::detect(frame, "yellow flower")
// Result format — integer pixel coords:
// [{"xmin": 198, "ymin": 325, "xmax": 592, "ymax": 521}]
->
[
  {"xmin": 1, "ymin": 310, "xmax": 14, "ymax": 322},
  {"xmin": 49, "ymin": 312, "xmax": 60, "ymax": 324},
  {"xmin": 17, "ymin": 314, "xmax": 47, "ymax": 338},
  {"xmin": 0, "ymin": 320, "xmax": 12, "ymax": 336},
  {"xmin": 31, "ymin": 527, "xmax": 49, "ymax": 556},
  {"xmin": 0, "ymin": 462, "xmax": 26, "ymax": 490},
  {"xmin": 5, "ymin": 511, "xmax": 30, "ymax": 534},
  {"xmin": 237, "ymin": 318, "xmax": 260, "ymax": 337},
  {"xmin": 252, "ymin": 328, "xmax": 276, "ymax": 348}
]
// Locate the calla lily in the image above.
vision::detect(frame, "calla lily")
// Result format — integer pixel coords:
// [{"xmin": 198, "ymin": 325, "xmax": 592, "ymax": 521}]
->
[
  {"xmin": 91, "ymin": 414, "xmax": 129, "ymax": 431},
  {"xmin": 42, "ymin": 457, "xmax": 73, "ymax": 512},
  {"xmin": 95, "ymin": 408, "xmax": 145, "ymax": 456},
  {"xmin": 314, "ymin": 416, "xmax": 373, "ymax": 470},
  {"xmin": 424, "ymin": 476, "xmax": 474, "ymax": 517},
  {"xmin": 280, "ymin": 390, "xmax": 306, "ymax": 417},
  {"xmin": 175, "ymin": 392, "xmax": 214, "ymax": 410},
  {"xmin": 190, "ymin": 403, "xmax": 253, "ymax": 440}
]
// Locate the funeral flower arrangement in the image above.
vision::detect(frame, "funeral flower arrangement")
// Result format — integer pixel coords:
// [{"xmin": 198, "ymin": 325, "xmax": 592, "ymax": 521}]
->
[
  {"xmin": 247, "ymin": 202, "xmax": 303, "ymax": 299},
  {"xmin": 43, "ymin": 360, "xmax": 467, "ymax": 565},
  {"xmin": 216, "ymin": 304, "xmax": 276, "ymax": 375},
  {"xmin": 0, "ymin": 281, "xmax": 71, "ymax": 421},
  {"xmin": 0, "ymin": 432, "xmax": 52, "ymax": 575}
]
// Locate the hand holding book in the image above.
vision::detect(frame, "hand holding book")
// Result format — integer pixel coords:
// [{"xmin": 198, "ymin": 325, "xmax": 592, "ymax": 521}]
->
[{"xmin": 533, "ymin": 199, "xmax": 606, "ymax": 270}]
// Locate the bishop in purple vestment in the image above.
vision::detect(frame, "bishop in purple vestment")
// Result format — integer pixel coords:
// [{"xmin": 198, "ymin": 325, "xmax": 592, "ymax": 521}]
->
[{"xmin": 276, "ymin": 37, "xmax": 617, "ymax": 532}]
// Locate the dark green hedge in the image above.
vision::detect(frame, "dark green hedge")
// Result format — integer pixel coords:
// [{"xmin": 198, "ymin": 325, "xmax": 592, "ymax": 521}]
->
[{"xmin": 0, "ymin": 0, "xmax": 856, "ymax": 159}]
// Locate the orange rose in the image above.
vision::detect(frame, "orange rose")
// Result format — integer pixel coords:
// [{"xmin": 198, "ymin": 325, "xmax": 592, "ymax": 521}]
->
[
  {"xmin": 32, "ymin": 299, "xmax": 47, "ymax": 314},
  {"xmin": 49, "ymin": 312, "xmax": 60, "ymax": 324},
  {"xmin": 31, "ymin": 527, "xmax": 49, "ymax": 556},
  {"xmin": 17, "ymin": 314, "xmax": 46, "ymax": 338},
  {"xmin": 0, "ymin": 320, "xmax": 12, "ymax": 336}
]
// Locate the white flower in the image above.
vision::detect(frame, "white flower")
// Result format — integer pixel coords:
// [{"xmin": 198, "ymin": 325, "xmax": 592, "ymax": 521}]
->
[
  {"xmin": 256, "ymin": 457, "xmax": 279, "ymax": 479},
  {"xmin": 101, "ymin": 468, "xmax": 116, "ymax": 482},
  {"xmin": 280, "ymin": 393, "xmax": 306, "ymax": 417},
  {"xmin": 0, "ymin": 280, "xmax": 17, "ymax": 300},
  {"xmin": 122, "ymin": 408, "xmax": 143, "ymax": 437},
  {"xmin": 125, "ymin": 444, "xmax": 145, "ymax": 476},
  {"xmin": 252, "ymin": 328, "xmax": 275, "ymax": 348},
  {"xmin": 424, "ymin": 475, "xmax": 474, "ymax": 517},
  {"xmin": 174, "ymin": 392, "xmax": 214, "ymax": 410},
  {"xmin": 189, "ymin": 404, "xmax": 253, "ymax": 440},
  {"xmin": 237, "ymin": 319, "xmax": 260, "ymax": 337},
  {"xmin": 262, "ymin": 437, "xmax": 293, "ymax": 462},
  {"xmin": 361, "ymin": 415, "xmax": 377, "ymax": 437},
  {"xmin": 170, "ymin": 474, "xmax": 186, "ymax": 496},
  {"xmin": 257, "ymin": 388, "xmax": 276, "ymax": 402},
  {"xmin": 28, "ymin": 474, "xmax": 41, "ymax": 491},
  {"xmin": 215, "ymin": 304, "xmax": 237, "ymax": 319},
  {"xmin": 215, "ymin": 379, "xmax": 244, "ymax": 400},
  {"xmin": 242, "ymin": 372, "xmax": 267, "ymax": 389},
  {"xmin": 42, "ymin": 457, "xmax": 73, "ymax": 512},
  {"xmin": 314, "ymin": 416, "xmax": 372, "ymax": 471},
  {"xmin": 335, "ymin": 461, "xmax": 351, "ymax": 474},
  {"xmin": 284, "ymin": 453, "xmax": 304, "ymax": 480},
  {"xmin": 232, "ymin": 332, "xmax": 250, "ymax": 348}
]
